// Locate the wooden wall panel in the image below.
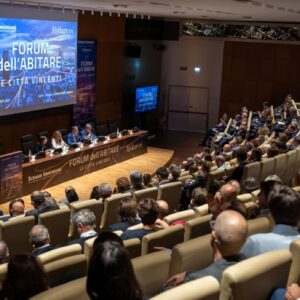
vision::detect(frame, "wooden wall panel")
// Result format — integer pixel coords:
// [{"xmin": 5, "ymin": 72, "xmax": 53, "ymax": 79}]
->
[
  {"xmin": 219, "ymin": 41, "xmax": 300, "ymax": 116},
  {"xmin": 0, "ymin": 14, "xmax": 125, "ymax": 154}
]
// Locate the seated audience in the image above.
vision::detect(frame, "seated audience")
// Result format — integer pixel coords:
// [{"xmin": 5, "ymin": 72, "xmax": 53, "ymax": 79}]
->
[
  {"xmin": 228, "ymin": 180, "xmax": 241, "ymax": 195},
  {"xmin": 0, "ymin": 254, "xmax": 48, "ymax": 299},
  {"xmin": 67, "ymin": 125, "xmax": 81, "ymax": 145},
  {"xmin": 108, "ymin": 198, "xmax": 141, "ymax": 232},
  {"xmin": 0, "ymin": 241, "xmax": 9, "ymax": 265},
  {"xmin": 169, "ymin": 164, "xmax": 181, "ymax": 182},
  {"xmin": 162, "ymin": 210, "xmax": 248, "ymax": 290},
  {"xmin": 241, "ymin": 185, "xmax": 300, "ymax": 257},
  {"xmin": 0, "ymin": 199, "xmax": 25, "ymax": 222},
  {"xmin": 90, "ymin": 186, "xmax": 100, "ymax": 200},
  {"xmin": 249, "ymin": 148, "xmax": 263, "ymax": 162},
  {"xmin": 155, "ymin": 167, "xmax": 170, "ymax": 186},
  {"xmin": 215, "ymin": 155, "xmax": 230, "ymax": 171},
  {"xmin": 267, "ymin": 147, "xmax": 279, "ymax": 158},
  {"xmin": 114, "ymin": 177, "xmax": 131, "ymax": 193},
  {"xmin": 129, "ymin": 171, "xmax": 144, "ymax": 192},
  {"xmin": 121, "ymin": 198, "xmax": 159, "ymax": 240},
  {"xmin": 98, "ymin": 183, "xmax": 113, "ymax": 201},
  {"xmin": 43, "ymin": 191, "xmax": 59, "ymax": 210},
  {"xmin": 80, "ymin": 123, "xmax": 96, "ymax": 142},
  {"xmin": 25, "ymin": 191, "xmax": 59, "ymax": 223},
  {"xmin": 68, "ymin": 209, "xmax": 98, "ymax": 249},
  {"xmin": 29, "ymin": 225, "xmax": 54, "ymax": 256},
  {"xmin": 226, "ymin": 147, "xmax": 248, "ymax": 182},
  {"xmin": 51, "ymin": 130, "xmax": 67, "ymax": 150},
  {"xmin": 59, "ymin": 186, "xmax": 79, "ymax": 206},
  {"xmin": 142, "ymin": 173, "xmax": 153, "ymax": 188},
  {"xmin": 188, "ymin": 187, "xmax": 209, "ymax": 209},
  {"xmin": 87, "ymin": 241, "xmax": 143, "ymax": 300},
  {"xmin": 242, "ymin": 177, "xmax": 259, "ymax": 194}
]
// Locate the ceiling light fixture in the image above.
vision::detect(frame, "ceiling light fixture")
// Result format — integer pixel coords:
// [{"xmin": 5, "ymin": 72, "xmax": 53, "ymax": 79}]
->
[
  {"xmin": 91, "ymin": 10, "xmax": 94, "ymax": 15},
  {"xmin": 109, "ymin": 11, "xmax": 112, "ymax": 16},
  {"xmin": 82, "ymin": 9, "xmax": 85, "ymax": 14}
]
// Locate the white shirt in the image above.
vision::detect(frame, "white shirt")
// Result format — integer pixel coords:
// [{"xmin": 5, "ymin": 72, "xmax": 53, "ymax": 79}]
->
[
  {"xmin": 51, "ymin": 138, "xmax": 67, "ymax": 149},
  {"xmin": 80, "ymin": 230, "xmax": 97, "ymax": 239}
]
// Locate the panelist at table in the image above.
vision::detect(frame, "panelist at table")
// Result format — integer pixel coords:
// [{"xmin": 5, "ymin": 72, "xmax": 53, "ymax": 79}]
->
[
  {"xmin": 36, "ymin": 136, "xmax": 51, "ymax": 153},
  {"xmin": 67, "ymin": 126, "xmax": 82, "ymax": 145},
  {"xmin": 80, "ymin": 123, "xmax": 96, "ymax": 142},
  {"xmin": 51, "ymin": 130, "xmax": 67, "ymax": 150}
]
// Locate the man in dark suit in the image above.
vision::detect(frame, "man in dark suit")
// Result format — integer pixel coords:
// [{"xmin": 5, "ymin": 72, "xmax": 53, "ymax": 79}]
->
[
  {"xmin": 0, "ymin": 199, "xmax": 25, "ymax": 222},
  {"xmin": 30, "ymin": 225, "xmax": 54, "ymax": 256},
  {"xmin": 68, "ymin": 209, "xmax": 98, "ymax": 250},
  {"xmin": 25, "ymin": 191, "xmax": 59, "ymax": 224}
]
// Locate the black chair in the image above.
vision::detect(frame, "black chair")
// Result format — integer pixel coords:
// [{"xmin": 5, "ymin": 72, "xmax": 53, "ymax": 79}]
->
[
  {"xmin": 96, "ymin": 123, "xmax": 108, "ymax": 136},
  {"xmin": 37, "ymin": 131, "xmax": 49, "ymax": 140},
  {"xmin": 21, "ymin": 134, "xmax": 35, "ymax": 155},
  {"xmin": 107, "ymin": 120, "xmax": 118, "ymax": 133},
  {"xmin": 59, "ymin": 128, "xmax": 68, "ymax": 141}
]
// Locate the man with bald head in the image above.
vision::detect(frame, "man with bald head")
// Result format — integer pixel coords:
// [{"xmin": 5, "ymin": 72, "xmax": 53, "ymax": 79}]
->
[
  {"xmin": 157, "ymin": 200, "xmax": 169, "ymax": 220},
  {"xmin": 162, "ymin": 210, "xmax": 248, "ymax": 289}
]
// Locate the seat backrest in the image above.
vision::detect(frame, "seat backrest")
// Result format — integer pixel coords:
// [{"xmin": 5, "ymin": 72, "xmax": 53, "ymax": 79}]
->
[
  {"xmin": 141, "ymin": 225, "xmax": 185, "ymax": 255},
  {"xmin": 37, "ymin": 131, "xmax": 49, "ymax": 139},
  {"xmin": 247, "ymin": 217, "xmax": 271, "ymax": 236},
  {"xmin": 237, "ymin": 193, "xmax": 253, "ymax": 203},
  {"xmin": 38, "ymin": 244, "xmax": 82, "ymax": 265},
  {"xmin": 0, "ymin": 263, "xmax": 7, "ymax": 283},
  {"xmin": 184, "ymin": 214, "xmax": 212, "ymax": 241},
  {"xmin": 38, "ymin": 206, "xmax": 70, "ymax": 246},
  {"xmin": 164, "ymin": 210, "xmax": 195, "ymax": 225},
  {"xmin": 178, "ymin": 175, "xmax": 193, "ymax": 183},
  {"xmin": 150, "ymin": 276, "xmax": 220, "ymax": 300},
  {"xmin": 43, "ymin": 254, "xmax": 87, "ymax": 286},
  {"xmin": 288, "ymin": 239, "xmax": 300, "ymax": 285},
  {"xmin": 133, "ymin": 187, "xmax": 158, "ymax": 204},
  {"xmin": 84, "ymin": 236, "xmax": 97, "ymax": 261},
  {"xmin": 205, "ymin": 169, "xmax": 224, "ymax": 191},
  {"xmin": 132, "ymin": 251, "xmax": 171, "ymax": 297},
  {"xmin": 30, "ymin": 277, "xmax": 89, "ymax": 300},
  {"xmin": 157, "ymin": 181, "xmax": 182, "ymax": 213},
  {"xmin": 21, "ymin": 134, "xmax": 35, "ymax": 155},
  {"xmin": 220, "ymin": 249, "xmax": 292, "ymax": 300},
  {"xmin": 283, "ymin": 150, "xmax": 298, "ymax": 185},
  {"xmin": 259, "ymin": 158, "xmax": 275, "ymax": 182},
  {"xmin": 0, "ymin": 216, "xmax": 35, "ymax": 254},
  {"xmin": 70, "ymin": 200, "xmax": 103, "ymax": 238},
  {"xmin": 101, "ymin": 193, "xmax": 132, "ymax": 227},
  {"xmin": 241, "ymin": 162, "xmax": 261, "ymax": 190},
  {"xmin": 124, "ymin": 238, "xmax": 141, "ymax": 259},
  {"xmin": 274, "ymin": 153, "xmax": 287, "ymax": 178},
  {"xmin": 170, "ymin": 234, "xmax": 213, "ymax": 276}
]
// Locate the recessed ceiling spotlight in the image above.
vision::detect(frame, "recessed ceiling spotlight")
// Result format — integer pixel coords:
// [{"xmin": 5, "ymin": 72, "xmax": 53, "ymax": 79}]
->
[
  {"xmin": 125, "ymin": 12, "xmax": 129, "ymax": 18},
  {"xmin": 117, "ymin": 12, "xmax": 121, "ymax": 17},
  {"xmin": 100, "ymin": 11, "xmax": 103, "ymax": 16},
  {"xmin": 148, "ymin": 15, "xmax": 151, "ymax": 20},
  {"xmin": 133, "ymin": 13, "xmax": 136, "ymax": 18},
  {"xmin": 91, "ymin": 10, "xmax": 94, "ymax": 15},
  {"xmin": 109, "ymin": 11, "xmax": 112, "ymax": 16},
  {"xmin": 82, "ymin": 9, "xmax": 85, "ymax": 14}
]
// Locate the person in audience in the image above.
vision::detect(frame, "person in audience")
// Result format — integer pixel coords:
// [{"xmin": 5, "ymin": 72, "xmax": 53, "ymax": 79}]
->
[
  {"xmin": 81, "ymin": 123, "xmax": 96, "ymax": 142},
  {"xmin": 29, "ymin": 225, "xmax": 54, "ymax": 256},
  {"xmin": 67, "ymin": 126, "xmax": 82, "ymax": 145},
  {"xmin": 271, "ymin": 283, "xmax": 300, "ymax": 300},
  {"xmin": 108, "ymin": 198, "xmax": 141, "ymax": 232},
  {"xmin": 249, "ymin": 148, "xmax": 263, "ymax": 162},
  {"xmin": 169, "ymin": 164, "xmax": 181, "ymax": 182},
  {"xmin": 241, "ymin": 185, "xmax": 300, "ymax": 257},
  {"xmin": 98, "ymin": 183, "xmax": 113, "ymax": 201},
  {"xmin": 157, "ymin": 200, "xmax": 170, "ymax": 220},
  {"xmin": 129, "ymin": 171, "xmax": 144, "ymax": 192},
  {"xmin": 59, "ymin": 186, "xmax": 79, "ymax": 206},
  {"xmin": 51, "ymin": 130, "xmax": 67, "ymax": 150},
  {"xmin": 68, "ymin": 209, "xmax": 98, "ymax": 249},
  {"xmin": 93, "ymin": 231, "xmax": 124, "ymax": 250},
  {"xmin": 215, "ymin": 155, "xmax": 230, "ymax": 171},
  {"xmin": 87, "ymin": 241, "xmax": 143, "ymax": 300},
  {"xmin": 90, "ymin": 186, "xmax": 101, "ymax": 200},
  {"xmin": 35, "ymin": 135, "xmax": 50, "ymax": 153},
  {"xmin": 142, "ymin": 173, "xmax": 153, "ymax": 188},
  {"xmin": 267, "ymin": 147, "xmax": 279, "ymax": 158},
  {"xmin": 0, "ymin": 199, "xmax": 25, "ymax": 222},
  {"xmin": 228, "ymin": 180, "xmax": 241, "ymax": 195},
  {"xmin": 0, "ymin": 254, "xmax": 48, "ymax": 299},
  {"xmin": 188, "ymin": 187, "xmax": 209, "ymax": 209},
  {"xmin": 43, "ymin": 191, "xmax": 60, "ymax": 210},
  {"xmin": 290, "ymin": 135, "xmax": 300, "ymax": 150},
  {"xmin": 162, "ymin": 210, "xmax": 248, "ymax": 290},
  {"xmin": 25, "ymin": 191, "xmax": 59, "ymax": 223},
  {"xmin": 225, "ymin": 147, "xmax": 248, "ymax": 182},
  {"xmin": 242, "ymin": 177, "xmax": 259, "ymax": 194},
  {"xmin": 181, "ymin": 157, "xmax": 194, "ymax": 171},
  {"xmin": 221, "ymin": 144, "xmax": 232, "ymax": 160},
  {"xmin": 0, "ymin": 241, "xmax": 9, "ymax": 265},
  {"xmin": 121, "ymin": 198, "xmax": 159, "ymax": 240},
  {"xmin": 114, "ymin": 177, "xmax": 131, "ymax": 193},
  {"xmin": 155, "ymin": 167, "xmax": 170, "ymax": 186}
]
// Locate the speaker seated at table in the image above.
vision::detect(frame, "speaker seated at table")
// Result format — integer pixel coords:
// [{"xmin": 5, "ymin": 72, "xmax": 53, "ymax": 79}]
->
[
  {"xmin": 36, "ymin": 136, "xmax": 51, "ymax": 154},
  {"xmin": 80, "ymin": 124, "xmax": 97, "ymax": 142},
  {"xmin": 51, "ymin": 131, "xmax": 68, "ymax": 150},
  {"xmin": 67, "ymin": 126, "xmax": 82, "ymax": 145}
]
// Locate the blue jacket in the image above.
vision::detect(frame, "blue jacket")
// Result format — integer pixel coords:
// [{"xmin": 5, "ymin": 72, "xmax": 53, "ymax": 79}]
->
[{"xmin": 67, "ymin": 133, "xmax": 82, "ymax": 145}]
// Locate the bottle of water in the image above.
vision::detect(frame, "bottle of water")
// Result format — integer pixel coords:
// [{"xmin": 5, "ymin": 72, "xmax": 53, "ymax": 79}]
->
[{"xmin": 28, "ymin": 150, "xmax": 32, "ymax": 161}]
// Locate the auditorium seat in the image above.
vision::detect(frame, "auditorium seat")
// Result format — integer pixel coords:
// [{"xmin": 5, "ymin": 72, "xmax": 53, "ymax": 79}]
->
[
  {"xmin": 240, "ymin": 162, "xmax": 261, "ymax": 191},
  {"xmin": 37, "ymin": 131, "xmax": 49, "ymax": 140},
  {"xmin": 30, "ymin": 277, "xmax": 89, "ymax": 300},
  {"xmin": 100, "ymin": 192, "xmax": 131, "ymax": 228},
  {"xmin": 127, "ymin": 223, "xmax": 144, "ymax": 230},
  {"xmin": 293, "ymin": 186, "xmax": 300, "ymax": 193},
  {"xmin": 132, "ymin": 251, "xmax": 171, "ymax": 297},
  {"xmin": 170, "ymin": 234, "xmax": 213, "ymax": 276},
  {"xmin": 69, "ymin": 200, "xmax": 103, "ymax": 238},
  {"xmin": 0, "ymin": 263, "xmax": 7, "ymax": 283},
  {"xmin": 43, "ymin": 254, "xmax": 88, "ymax": 287},
  {"xmin": 194, "ymin": 204, "xmax": 209, "ymax": 217},
  {"xmin": 245, "ymin": 201, "xmax": 259, "ymax": 219},
  {"xmin": 21, "ymin": 134, "xmax": 35, "ymax": 155},
  {"xmin": 163, "ymin": 210, "xmax": 195, "ymax": 225},
  {"xmin": 150, "ymin": 276, "xmax": 220, "ymax": 300},
  {"xmin": 59, "ymin": 128, "xmax": 68, "ymax": 141},
  {"xmin": 96, "ymin": 122, "xmax": 108, "ymax": 136},
  {"xmin": 287, "ymin": 239, "xmax": 300, "ymax": 285},
  {"xmin": 220, "ymin": 249, "xmax": 292, "ymax": 300},
  {"xmin": 274, "ymin": 153, "xmax": 287, "ymax": 179},
  {"xmin": 0, "ymin": 216, "xmax": 35, "ymax": 254},
  {"xmin": 37, "ymin": 244, "xmax": 82, "ymax": 265},
  {"xmin": 38, "ymin": 206, "xmax": 70, "ymax": 246},
  {"xmin": 157, "ymin": 181, "xmax": 182, "ymax": 213},
  {"xmin": 184, "ymin": 214, "xmax": 212, "ymax": 241},
  {"xmin": 141, "ymin": 225, "xmax": 185, "ymax": 255},
  {"xmin": 259, "ymin": 158, "xmax": 275, "ymax": 182},
  {"xmin": 133, "ymin": 187, "xmax": 158, "ymax": 204},
  {"xmin": 205, "ymin": 169, "xmax": 224, "ymax": 191},
  {"xmin": 237, "ymin": 193, "xmax": 253, "ymax": 203},
  {"xmin": 283, "ymin": 149, "xmax": 298, "ymax": 185},
  {"xmin": 247, "ymin": 217, "xmax": 272, "ymax": 236},
  {"xmin": 178, "ymin": 174, "xmax": 193, "ymax": 183},
  {"xmin": 179, "ymin": 170, "xmax": 190, "ymax": 177},
  {"xmin": 107, "ymin": 119, "xmax": 118, "ymax": 133}
]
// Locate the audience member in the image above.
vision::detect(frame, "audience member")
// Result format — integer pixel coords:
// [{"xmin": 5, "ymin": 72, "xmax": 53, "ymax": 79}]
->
[
  {"xmin": 29, "ymin": 225, "xmax": 54, "ymax": 256},
  {"xmin": 241, "ymin": 185, "xmax": 300, "ymax": 257},
  {"xmin": 226, "ymin": 147, "xmax": 248, "ymax": 182},
  {"xmin": 129, "ymin": 171, "xmax": 144, "ymax": 192},
  {"xmin": 59, "ymin": 186, "xmax": 79, "ymax": 206},
  {"xmin": 87, "ymin": 241, "xmax": 143, "ymax": 300},
  {"xmin": 121, "ymin": 198, "xmax": 159, "ymax": 240},
  {"xmin": 108, "ymin": 198, "xmax": 141, "ymax": 232},
  {"xmin": 114, "ymin": 177, "xmax": 131, "ymax": 193},
  {"xmin": 0, "ymin": 254, "xmax": 48, "ymax": 299},
  {"xmin": 249, "ymin": 148, "xmax": 263, "ymax": 162},
  {"xmin": 215, "ymin": 155, "xmax": 230, "ymax": 171},
  {"xmin": 0, "ymin": 199, "xmax": 25, "ymax": 222},
  {"xmin": 0, "ymin": 241, "xmax": 9, "ymax": 265},
  {"xmin": 68, "ymin": 209, "xmax": 98, "ymax": 249},
  {"xmin": 98, "ymin": 183, "xmax": 113, "ymax": 201},
  {"xmin": 189, "ymin": 187, "xmax": 209, "ymax": 209},
  {"xmin": 90, "ymin": 186, "xmax": 101, "ymax": 200},
  {"xmin": 155, "ymin": 167, "xmax": 169, "ymax": 185},
  {"xmin": 93, "ymin": 231, "xmax": 124, "ymax": 250},
  {"xmin": 242, "ymin": 177, "xmax": 259, "ymax": 194},
  {"xmin": 157, "ymin": 200, "xmax": 170, "ymax": 220},
  {"xmin": 169, "ymin": 164, "xmax": 181, "ymax": 182},
  {"xmin": 142, "ymin": 173, "xmax": 153, "ymax": 188},
  {"xmin": 43, "ymin": 191, "xmax": 60, "ymax": 210},
  {"xmin": 162, "ymin": 210, "xmax": 248, "ymax": 290}
]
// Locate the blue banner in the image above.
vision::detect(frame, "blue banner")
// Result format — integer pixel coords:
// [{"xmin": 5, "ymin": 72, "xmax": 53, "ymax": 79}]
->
[{"xmin": 74, "ymin": 40, "xmax": 97, "ymax": 126}]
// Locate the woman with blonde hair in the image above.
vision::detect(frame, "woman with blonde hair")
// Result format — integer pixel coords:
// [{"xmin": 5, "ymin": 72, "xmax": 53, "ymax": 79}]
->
[{"xmin": 51, "ymin": 130, "xmax": 67, "ymax": 149}]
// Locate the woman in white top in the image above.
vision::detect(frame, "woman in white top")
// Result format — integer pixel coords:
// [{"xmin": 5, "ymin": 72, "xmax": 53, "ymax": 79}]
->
[{"xmin": 51, "ymin": 130, "xmax": 67, "ymax": 149}]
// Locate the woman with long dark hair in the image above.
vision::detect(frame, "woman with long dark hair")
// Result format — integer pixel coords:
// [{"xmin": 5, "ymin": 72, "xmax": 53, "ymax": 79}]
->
[{"xmin": 87, "ymin": 241, "xmax": 143, "ymax": 300}]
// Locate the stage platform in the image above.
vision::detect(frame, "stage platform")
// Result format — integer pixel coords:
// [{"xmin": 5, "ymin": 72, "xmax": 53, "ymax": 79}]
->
[{"xmin": 0, "ymin": 147, "xmax": 174, "ymax": 213}]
